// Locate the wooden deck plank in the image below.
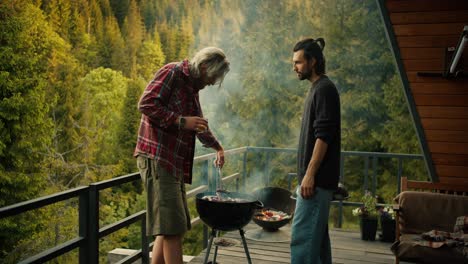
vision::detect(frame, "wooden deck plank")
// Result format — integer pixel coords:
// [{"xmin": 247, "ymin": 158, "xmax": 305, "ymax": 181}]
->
[{"xmin": 188, "ymin": 223, "xmax": 398, "ymax": 264}]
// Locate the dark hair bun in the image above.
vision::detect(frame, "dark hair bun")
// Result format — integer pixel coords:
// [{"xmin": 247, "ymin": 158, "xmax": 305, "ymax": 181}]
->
[{"xmin": 316, "ymin": 38, "xmax": 325, "ymax": 50}]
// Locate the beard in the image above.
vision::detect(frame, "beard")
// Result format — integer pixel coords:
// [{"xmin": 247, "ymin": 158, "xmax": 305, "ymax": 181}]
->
[{"xmin": 297, "ymin": 68, "xmax": 312, "ymax": 80}]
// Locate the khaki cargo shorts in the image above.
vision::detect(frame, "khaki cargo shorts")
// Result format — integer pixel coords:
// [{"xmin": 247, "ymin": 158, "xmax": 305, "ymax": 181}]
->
[{"xmin": 137, "ymin": 156, "xmax": 191, "ymax": 236}]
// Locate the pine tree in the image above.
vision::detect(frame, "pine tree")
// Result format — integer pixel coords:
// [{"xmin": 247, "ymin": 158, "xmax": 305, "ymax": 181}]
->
[
  {"xmin": 101, "ymin": 16, "xmax": 126, "ymax": 70},
  {"xmin": 116, "ymin": 78, "xmax": 147, "ymax": 172},
  {"xmin": 0, "ymin": 2, "xmax": 64, "ymax": 261},
  {"xmin": 122, "ymin": 0, "xmax": 144, "ymax": 77},
  {"xmin": 137, "ymin": 32, "xmax": 166, "ymax": 80},
  {"xmin": 158, "ymin": 21, "xmax": 177, "ymax": 63}
]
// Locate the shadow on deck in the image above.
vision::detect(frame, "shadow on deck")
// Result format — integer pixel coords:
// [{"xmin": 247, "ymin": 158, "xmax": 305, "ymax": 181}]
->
[{"xmin": 189, "ymin": 222, "xmax": 403, "ymax": 264}]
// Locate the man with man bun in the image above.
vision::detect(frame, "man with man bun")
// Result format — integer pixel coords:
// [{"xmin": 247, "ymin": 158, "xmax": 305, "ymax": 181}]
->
[{"xmin": 291, "ymin": 38, "xmax": 341, "ymax": 264}]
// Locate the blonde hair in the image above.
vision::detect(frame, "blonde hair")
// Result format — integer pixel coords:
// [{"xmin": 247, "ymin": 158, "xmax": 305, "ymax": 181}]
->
[{"xmin": 189, "ymin": 47, "xmax": 230, "ymax": 85}]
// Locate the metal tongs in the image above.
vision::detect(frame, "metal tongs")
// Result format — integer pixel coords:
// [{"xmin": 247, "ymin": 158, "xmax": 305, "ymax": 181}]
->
[{"xmin": 216, "ymin": 166, "xmax": 229, "ymax": 200}]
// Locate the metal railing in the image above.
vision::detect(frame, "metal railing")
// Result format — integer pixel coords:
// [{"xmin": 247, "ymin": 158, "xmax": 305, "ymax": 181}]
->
[{"xmin": 0, "ymin": 147, "xmax": 423, "ymax": 263}]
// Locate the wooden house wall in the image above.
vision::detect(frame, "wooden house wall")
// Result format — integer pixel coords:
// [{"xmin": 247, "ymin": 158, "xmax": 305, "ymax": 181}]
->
[{"xmin": 384, "ymin": 0, "xmax": 468, "ymax": 185}]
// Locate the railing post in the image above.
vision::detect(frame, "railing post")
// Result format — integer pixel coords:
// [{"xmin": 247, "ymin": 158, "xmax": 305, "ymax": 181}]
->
[
  {"xmin": 264, "ymin": 152, "xmax": 270, "ymax": 186},
  {"xmin": 340, "ymin": 154, "xmax": 345, "ymax": 183},
  {"xmin": 372, "ymin": 157, "xmax": 378, "ymax": 194},
  {"xmin": 364, "ymin": 156, "xmax": 369, "ymax": 191},
  {"xmin": 337, "ymin": 200, "xmax": 343, "ymax": 228},
  {"xmin": 287, "ymin": 173, "xmax": 296, "ymax": 191},
  {"xmin": 201, "ymin": 158, "xmax": 213, "ymax": 249},
  {"xmin": 338, "ymin": 154, "xmax": 345, "ymax": 228},
  {"xmin": 79, "ymin": 189, "xmax": 89, "ymax": 264},
  {"xmin": 397, "ymin": 157, "xmax": 403, "ymax": 193},
  {"xmin": 210, "ymin": 160, "xmax": 216, "ymax": 191},
  {"xmin": 202, "ymin": 160, "xmax": 210, "ymax": 191},
  {"xmin": 141, "ymin": 213, "xmax": 149, "ymax": 264},
  {"xmin": 202, "ymin": 160, "xmax": 208, "ymax": 185},
  {"xmin": 88, "ymin": 184, "xmax": 99, "ymax": 264},
  {"xmin": 242, "ymin": 150, "xmax": 247, "ymax": 192}
]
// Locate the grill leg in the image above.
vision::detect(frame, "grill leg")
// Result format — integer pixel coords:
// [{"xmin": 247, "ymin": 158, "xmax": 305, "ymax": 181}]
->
[
  {"xmin": 239, "ymin": 229, "xmax": 252, "ymax": 264},
  {"xmin": 213, "ymin": 230, "xmax": 219, "ymax": 263},
  {"xmin": 203, "ymin": 229, "xmax": 216, "ymax": 264}
]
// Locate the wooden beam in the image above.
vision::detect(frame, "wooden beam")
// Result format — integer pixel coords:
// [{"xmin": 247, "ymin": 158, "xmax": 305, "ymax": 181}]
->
[
  {"xmin": 418, "ymin": 107, "xmax": 468, "ymax": 119},
  {"xmin": 386, "ymin": 0, "xmax": 468, "ymax": 13},
  {"xmin": 432, "ymin": 153, "xmax": 468, "ymax": 166},
  {"xmin": 428, "ymin": 142, "xmax": 468, "ymax": 155},
  {"xmin": 400, "ymin": 47, "xmax": 445, "ymax": 60},
  {"xmin": 422, "ymin": 118, "xmax": 468, "ymax": 130},
  {"xmin": 397, "ymin": 35, "xmax": 459, "ymax": 48},
  {"xmin": 425, "ymin": 129, "xmax": 468, "ymax": 142},
  {"xmin": 401, "ymin": 48, "xmax": 468, "ymax": 61},
  {"xmin": 401, "ymin": 176, "xmax": 468, "ymax": 192},
  {"xmin": 394, "ymin": 23, "xmax": 466, "ymax": 36},
  {"xmin": 437, "ymin": 176, "xmax": 468, "ymax": 186},
  {"xmin": 406, "ymin": 71, "xmax": 452, "ymax": 82},
  {"xmin": 436, "ymin": 165, "xmax": 468, "ymax": 177},
  {"xmin": 415, "ymin": 95, "xmax": 468, "ymax": 106},
  {"xmin": 403, "ymin": 59, "xmax": 444, "ymax": 71},
  {"xmin": 390, "ymin": 10, "xmax": 468, "ymax": 25},
  {"xmin": 411, "ymin": 83, "xmax": 468, "ymax": 95}
]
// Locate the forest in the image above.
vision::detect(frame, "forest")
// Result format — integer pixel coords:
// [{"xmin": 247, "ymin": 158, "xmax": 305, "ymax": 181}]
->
[{"xmin": 0, "ymin": 0, "xmax": 427, "ymax": 262}]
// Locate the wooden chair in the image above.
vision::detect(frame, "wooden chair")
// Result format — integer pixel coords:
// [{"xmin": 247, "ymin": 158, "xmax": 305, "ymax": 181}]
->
[
  {"xmin": 393, "ymin": 177, "xmax": 468, "ymax": 264},
  {"xmin": 400, "ymin": 177, "xmax": 468, "ymax": 194}
]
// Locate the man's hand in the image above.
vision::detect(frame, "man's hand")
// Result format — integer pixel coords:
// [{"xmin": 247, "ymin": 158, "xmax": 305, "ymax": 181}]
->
[
  {"xmin": 214, "ymin": 148, "xmax": 225, "ymax": 168},
  {"xmin": 300, "ymin": 138, "xmax": 327, "ymax": 199},
  {"xmin": 183, "ymin": 116, "xmax": 208, "ymax": 133},
  {"xmin": 300, "ymin": 173, "xmax": 315, "ymax": 199}
]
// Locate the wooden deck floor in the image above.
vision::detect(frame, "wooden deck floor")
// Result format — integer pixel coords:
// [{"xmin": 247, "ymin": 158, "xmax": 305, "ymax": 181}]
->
[{"xmin": 189, "ymin": 222, "xmax": 402, "ymax": 264}]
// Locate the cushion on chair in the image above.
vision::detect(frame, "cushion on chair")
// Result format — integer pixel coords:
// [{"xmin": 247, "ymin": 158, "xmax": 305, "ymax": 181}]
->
[{"xmin": 394, "ymin": 191, "xmax": 468, "ymax": 234}]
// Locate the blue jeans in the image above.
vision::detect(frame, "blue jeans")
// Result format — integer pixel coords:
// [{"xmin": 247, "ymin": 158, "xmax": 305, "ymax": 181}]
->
[{"xmin": 290, "ymin": 187, "xmax": 333, "ymax": 264}]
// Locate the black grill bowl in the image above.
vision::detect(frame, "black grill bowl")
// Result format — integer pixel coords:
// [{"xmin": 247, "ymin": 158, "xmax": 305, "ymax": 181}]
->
[
  {"xmin": 196, "ymin": 192, "xmax": 263, "ymax": 231},
  {"xmin": 252, "ymin": 187, "xmax": 296, "ymax": 231}
]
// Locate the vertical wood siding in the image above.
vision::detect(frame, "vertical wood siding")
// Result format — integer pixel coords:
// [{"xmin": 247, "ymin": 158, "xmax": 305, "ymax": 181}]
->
[{"xmin": 386, "ymin": 0, "xmax": 468, "ymax": 185}]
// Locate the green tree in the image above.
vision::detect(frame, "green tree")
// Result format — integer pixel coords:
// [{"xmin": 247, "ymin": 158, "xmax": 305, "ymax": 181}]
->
[
  {"xmin": 175, "ymin": 16, "xmax": 194, "ymax": 60},
  {"xmin": 137, "ymin": 33, "xmax": 166, "ymax": 80},
  {"xmin": 101, "ymin": 16, "xmax": 126, "ymax": 70},
  {"xmin": 158, "ymin": 21, "xmax": 177, "ymax": 63},
  {"xmin": 115, "ymin": 78, "xmax": 146, "ymax": 172},
  {"xmin": 122, "ymin": 0, "xmax": 144, "ymax": 77},
  {"xmin": 44, "ymin": 0, "xmax": 72, "ymax": 41},
  {"xmin": 76, "ymin": 67, "xmax": 128, "ymax": 167},
  {"xmin": 0, "ymin": 1, "xmax": 66, "ymax": 261},
  {"xmin": 110, "ymin": 0, "xmax": 130, "ymax": 28}
]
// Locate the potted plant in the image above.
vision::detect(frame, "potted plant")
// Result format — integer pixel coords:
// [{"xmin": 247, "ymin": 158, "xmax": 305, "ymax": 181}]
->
[
  {"xmin": 379, "ymin": 205, "xmax": 396, "ymax": 242},
  {"xmin": 352, "ymin": 190, "xmax": 378, "ymax": 241}
]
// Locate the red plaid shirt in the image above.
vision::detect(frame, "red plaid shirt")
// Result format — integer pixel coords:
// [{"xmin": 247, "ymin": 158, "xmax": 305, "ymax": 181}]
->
[{"xmin": 134, "ymin": 60, "xmax": 221, "ymax": 184}]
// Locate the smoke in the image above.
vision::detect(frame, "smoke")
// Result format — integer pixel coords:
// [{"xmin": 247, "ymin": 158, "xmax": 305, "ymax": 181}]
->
[{"xmin": 192, "ymin": 1, "xmax": 304, "ymax": 191}]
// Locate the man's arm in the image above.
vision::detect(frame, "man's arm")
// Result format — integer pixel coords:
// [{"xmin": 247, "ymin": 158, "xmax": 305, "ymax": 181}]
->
[
  {"xmin": 301, "ymin": 138, "xmax": 328, "ymax": 199},
  {"xmin": 138, "ymin": 65, "xmax": 178, "ymax": 128}
]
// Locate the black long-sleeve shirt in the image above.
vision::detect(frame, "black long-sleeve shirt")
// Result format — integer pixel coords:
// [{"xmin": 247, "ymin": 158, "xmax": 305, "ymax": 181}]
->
[{"xmin": 297, "ymin": 75, "xmax": 341, "ymax": 190}]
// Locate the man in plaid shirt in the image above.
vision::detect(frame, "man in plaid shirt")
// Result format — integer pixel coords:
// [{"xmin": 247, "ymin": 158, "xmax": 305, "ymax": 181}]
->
[{"xmin": 135, "ymin": 47, "xmax": 229, "ymax": 264}]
